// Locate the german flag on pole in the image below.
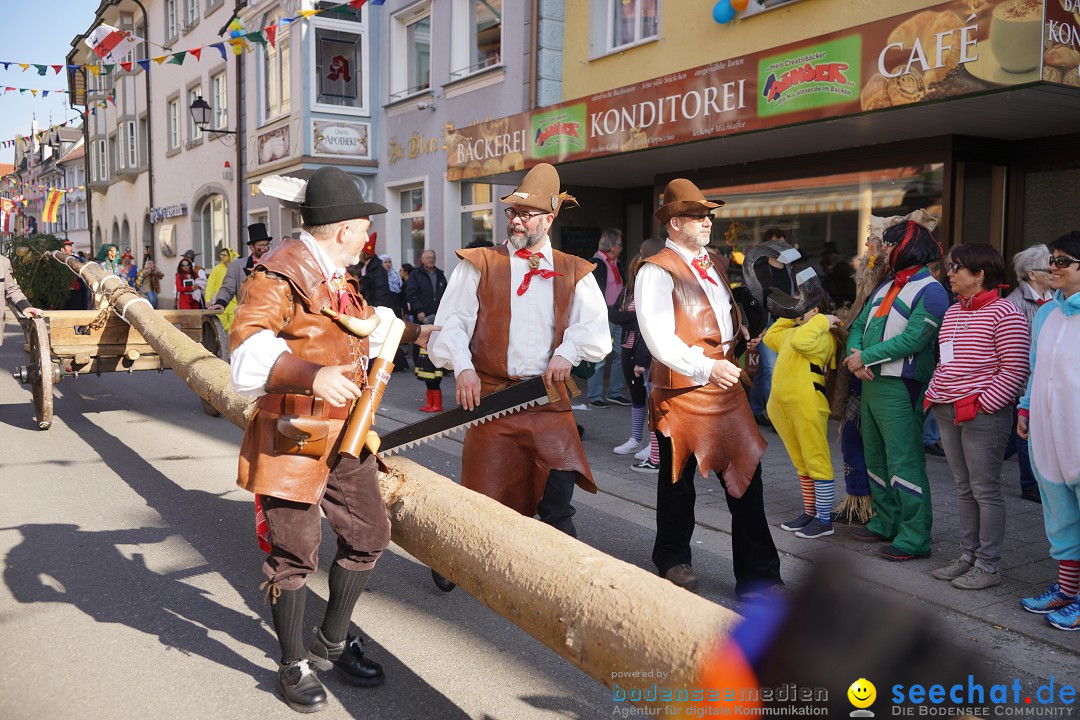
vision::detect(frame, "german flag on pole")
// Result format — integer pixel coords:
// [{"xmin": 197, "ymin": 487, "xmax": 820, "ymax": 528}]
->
[{"xmin": 42, "ymin": 188, "xmax": 63, "ymax": 223}]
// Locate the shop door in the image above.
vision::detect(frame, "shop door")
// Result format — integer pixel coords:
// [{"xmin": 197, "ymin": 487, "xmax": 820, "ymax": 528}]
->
[{"xmin": 952, "ymin": 162, "xmax": 1006, "ymax": 252}]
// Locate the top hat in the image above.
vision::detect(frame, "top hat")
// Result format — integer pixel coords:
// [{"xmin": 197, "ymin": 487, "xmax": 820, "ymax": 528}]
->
[
  {"xmin": 655, "ymin": 178, "xmax": 724, "ymax": 225},
  {"xmin": 247, "ymin": 222, "xmax": 272, "ymax": 244},
  {"xmin": 500, "ymin": 163, "xmax": 577, "ymax": 217},
  {"xmin": 300, "ymin": 167, "xmax": 387, "ymax": 225}
]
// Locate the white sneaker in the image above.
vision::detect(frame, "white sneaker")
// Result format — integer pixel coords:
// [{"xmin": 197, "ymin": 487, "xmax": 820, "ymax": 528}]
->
[
  {"xmin": 613, "ymin": 438, "xmax": 644, "ymax": 455},
  {"xmin": 634, "ymin": 445, "xmax": 651, "ymax": 461},
  {"xmin": 570, "ymin": 403, "xmax": 590, "ymax": 411}
]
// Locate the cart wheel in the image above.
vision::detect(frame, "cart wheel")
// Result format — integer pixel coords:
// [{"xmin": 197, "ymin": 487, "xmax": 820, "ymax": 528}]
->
[
  {"xmin": 200, "ymin": 315, "xmax": 229, "ymax": 417},
  {"xmin": 28, "ymin": 317, "xmax": 55, "ymax": 430}
]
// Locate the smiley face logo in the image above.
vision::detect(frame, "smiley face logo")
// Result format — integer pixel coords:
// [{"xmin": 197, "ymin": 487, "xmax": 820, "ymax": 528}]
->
[{"xmin": 847, "ymin": 678, "xmax": 876, "ymax": 716}]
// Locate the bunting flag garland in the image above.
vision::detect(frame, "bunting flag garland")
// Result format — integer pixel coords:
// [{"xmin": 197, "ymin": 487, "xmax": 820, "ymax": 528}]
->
[
  {"xmin": 41, "ymin": 189, "xmax": 63, "ymax": 223},
  {"xmin": 0, "ymin": 87, "xmax": 68, "ymax": 97}
]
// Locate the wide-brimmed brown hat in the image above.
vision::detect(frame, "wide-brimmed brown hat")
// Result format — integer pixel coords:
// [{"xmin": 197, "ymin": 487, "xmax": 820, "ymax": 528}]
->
[
  {"xmin": 500, "ymin": 163, "xmax": 578, "ymax": 217},
  {"xmin": 655, "ymin": 178, "xmax": 724, "ymax": 225}
]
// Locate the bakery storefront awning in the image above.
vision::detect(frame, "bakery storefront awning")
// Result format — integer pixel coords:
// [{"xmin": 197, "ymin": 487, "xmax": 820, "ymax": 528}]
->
[
  {"xmin": 447, "ymin": 0, "xmax": 1080, "ymax": 188},
  {"xmin": 714, "ymin": 186, "xmax": 908, "ymax": 219}
]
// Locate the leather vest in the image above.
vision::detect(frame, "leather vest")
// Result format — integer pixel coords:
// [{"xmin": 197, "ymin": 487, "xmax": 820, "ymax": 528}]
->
[{"xmin": 645, "ymin": 247, "xmax": 742, "ymax": 389}]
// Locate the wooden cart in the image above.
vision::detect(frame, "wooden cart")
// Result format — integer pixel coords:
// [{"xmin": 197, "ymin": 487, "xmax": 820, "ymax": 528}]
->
[{"xmin": 13, "ymin": 309, "xmax": 228, "ymax": 430}]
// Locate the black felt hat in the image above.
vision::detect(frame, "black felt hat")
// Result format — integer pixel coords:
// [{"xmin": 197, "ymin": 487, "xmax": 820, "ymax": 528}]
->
[
  {"xmin": 246, "ymin": 222, "xmax": 272, "ymax": 244},
  {"xmin": 300, "ymin": 167, "xmax": 386, "ymax": 225}
]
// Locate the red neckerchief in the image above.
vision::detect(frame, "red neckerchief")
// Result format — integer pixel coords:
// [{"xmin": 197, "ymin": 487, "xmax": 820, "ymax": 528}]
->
[
  {"xmin": 873, "ymin": 266, "xmax": 920, "ymax": 318},
  {"xmin": 607, "ymin": 255, "xmax": 623, "ymax": 286},
  {"xmin": 514, "ymin": 248, "xmax": 562, "ymax": 295},
  {"xmin": 692, "ymin": 255, "xmax": 718, "ymax": 286},
  {"xmin": 1036, "ymin": 297, "xmax": 1051, "ymax": 307},
  {"xmin": 958, "ymin": 287, "xmax": 1000, "ymax": 311}
]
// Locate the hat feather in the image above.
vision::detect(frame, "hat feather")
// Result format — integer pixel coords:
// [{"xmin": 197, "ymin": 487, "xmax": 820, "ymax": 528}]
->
[{"xmin": 258, "ymin": 175, "xmax": 308, "ymax": 203}]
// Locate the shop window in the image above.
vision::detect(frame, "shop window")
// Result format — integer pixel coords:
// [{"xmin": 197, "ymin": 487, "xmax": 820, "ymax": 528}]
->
[
  {"xmin": 314, "ymin": 23, "xmax": 367, "ymax": 112},
  {"xmin": 591, "ymin": 0, "xmax": 659, "ymax": 57},
  {"xmin": 450, "ymin": 0, "xmax": 502, "ymax": 80},
  {"xmin": 461, "ymin": 183, "xmax": 494, "ymax": 246},
  {"xmin": 1022, "ymin": 168, "xmax": 1080, "ymax": 249},
  {"xmin": 390, "ymin": 3, "xmax": 431, "ymax": 101},
  {"xmin": 399, "ymin": 186, "xmax": 426, "ymax": 263},
  {"xmin": 315, "ymin": 1, "xmax": 364, "ymax": 21}
]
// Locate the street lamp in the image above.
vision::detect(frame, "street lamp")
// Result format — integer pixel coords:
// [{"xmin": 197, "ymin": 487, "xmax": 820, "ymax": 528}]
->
[{"xmin": 188, "ymin": 96, "xmax": 236, "ymax": 136}]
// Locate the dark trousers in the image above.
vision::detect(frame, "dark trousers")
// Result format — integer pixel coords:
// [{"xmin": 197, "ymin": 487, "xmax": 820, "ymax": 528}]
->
[
  {"xmin": 652, "ymin": 434, "xmax": 782, "ymax": 595},
  {"xmin": 537, "ymin": 469, "xmax": 578, "ymax": 538},
  {"xmin": 621, "ymin": 348, "xmax": 648, "ymax": 406},
  {"xmin": 260, "ymin": 453, "xmax": 391, "ymax": 591}
]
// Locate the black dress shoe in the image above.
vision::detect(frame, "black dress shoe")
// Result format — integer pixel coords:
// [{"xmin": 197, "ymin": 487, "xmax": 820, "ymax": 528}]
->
[
  {"xmin": 754, "ymin": 414, "xmax": 772, "ymax": 428},
  {"xmin": 278, "ymin": 660, "xmax": 328, "ymax": 713},
  {"xmin": 1020, "ymin": 486, "xmax": 1043, "ymax": 503},
  {"xmin": 308, "ymin": 628, "xmax": 385, "ymax": 687},
  {"xmin": 432, "ymin": 568, "xmax": 457, "ymax": 592},
  {"xmin": 924, "ymin": 442, "xmax": 946, "ymax": 457}
]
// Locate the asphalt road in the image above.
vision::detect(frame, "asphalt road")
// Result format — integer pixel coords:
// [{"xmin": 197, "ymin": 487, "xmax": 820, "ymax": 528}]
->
[{"xmin": 0, "ymin": 319, "xmax": 1077, "ymax": 719}]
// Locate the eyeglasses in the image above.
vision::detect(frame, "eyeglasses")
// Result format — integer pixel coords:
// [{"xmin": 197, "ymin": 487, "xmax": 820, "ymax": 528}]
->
[
  {"xmin": 678, "ymin": 214, "xmax": 711, "ymax": 223},
  {"xmin": 1048, "ymin": 255, "xmax": 1080, "ymax": 269},
  {"xmin": 947, "ymin": 262, "xmax": 967, "ymax": 274},
  {"xmin": 504, "ymin": 208, "xmax": 547, "ymax": 221},
  {"xmin": 251, "ymin": 242, "xmax": 271, "ymax": 250}
]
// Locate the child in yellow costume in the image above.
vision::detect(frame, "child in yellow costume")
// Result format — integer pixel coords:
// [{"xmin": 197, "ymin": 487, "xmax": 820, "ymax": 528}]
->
[{"xmin": 764, "ymin": 305, "xmax": 846, "ymax": 539}]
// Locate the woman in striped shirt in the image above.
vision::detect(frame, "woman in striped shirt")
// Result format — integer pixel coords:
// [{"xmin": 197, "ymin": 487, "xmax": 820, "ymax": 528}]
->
[{"xmin": 925, "ymin": 243, "xmax": 1030, "ymax": 591}]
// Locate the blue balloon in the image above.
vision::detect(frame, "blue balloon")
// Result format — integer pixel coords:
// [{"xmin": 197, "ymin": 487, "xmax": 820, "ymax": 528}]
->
[{"xmin": 712, "ymin": 0, "xmax": 736, "ymax": 24}]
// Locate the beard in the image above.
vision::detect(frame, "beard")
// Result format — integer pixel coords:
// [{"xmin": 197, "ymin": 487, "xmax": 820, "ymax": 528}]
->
[{"xmin": 506, "ymin": 223, "xmax": 545, "ymax": 250}]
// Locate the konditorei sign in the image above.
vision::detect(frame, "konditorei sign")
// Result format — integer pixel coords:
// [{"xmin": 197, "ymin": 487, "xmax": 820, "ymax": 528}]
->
[{"xmin": 447, "ymin": 0, "xmax": 1072, "ymax": 181}]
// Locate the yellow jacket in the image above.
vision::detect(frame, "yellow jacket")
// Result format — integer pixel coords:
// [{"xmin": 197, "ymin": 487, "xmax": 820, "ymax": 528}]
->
[
  {"xmin": 763, "ymin": 314, "xmax": 837, "ymax": 414},
  {"xmin": 205, "ymin": 249, "xmax": 239, "ymax": 330}
]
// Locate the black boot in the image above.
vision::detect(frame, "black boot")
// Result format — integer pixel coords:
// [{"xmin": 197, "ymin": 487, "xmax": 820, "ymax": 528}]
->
[
  {"xmin": 278, "ymin": 660, "xmax": 328, "ymax": 714},
  {"xmin": 270, "ymin": 586, "xmax": 327, "ymax": 713},
  {"xmin": 431, "ymin": 568, "xmax": 456, "ymax": 592},
  {"xmin": 308, "ymin": 627, "xmax": 385, "ymax": 686}
]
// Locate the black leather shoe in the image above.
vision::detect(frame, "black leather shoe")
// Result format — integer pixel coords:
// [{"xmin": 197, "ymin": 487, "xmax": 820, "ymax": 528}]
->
[
  {"xmin": 924, "ymin": 442, "xmax": 946, "ymax": 457},
  {"xmin": 432, "ymin": 568, "xmax": 456, "ymax": 592},
  {"xmin": 278, "ymin": 660, "xmax": 328, "ymax": 713},
  {"xmin": 1021, "ymin": 486, "xmax": 1043, "ymax": 503},
  {"xmin": 308, "ymin": 628, "xmax": 385, "ymax": 687}
]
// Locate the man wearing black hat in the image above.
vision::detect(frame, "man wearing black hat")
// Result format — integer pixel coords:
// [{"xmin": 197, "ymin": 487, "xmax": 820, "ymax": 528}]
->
[
  {"xmin": 229, "ymin": 166, "xmax": 436, "ymax": 713},
  {"xmin": 208, "ymin": 223, "xmax": 273, "ymax": 312}
]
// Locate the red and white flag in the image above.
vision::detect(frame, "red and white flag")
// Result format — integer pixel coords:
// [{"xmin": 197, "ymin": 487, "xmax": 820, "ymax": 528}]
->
[{"xmin": 84, "ymin": 24, "xmax": 142, "ymax": 63}]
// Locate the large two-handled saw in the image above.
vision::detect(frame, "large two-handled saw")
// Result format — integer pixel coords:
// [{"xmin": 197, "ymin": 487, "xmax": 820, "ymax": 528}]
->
[{"xmin": 376, "ymin": 375, "xmax": 579, "ymax": 457}]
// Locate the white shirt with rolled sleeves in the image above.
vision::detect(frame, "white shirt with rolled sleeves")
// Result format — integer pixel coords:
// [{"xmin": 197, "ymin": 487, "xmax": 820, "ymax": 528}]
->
[
  {"xmin": 635, "ymin": 239, "xmax": 734, "ymax": 387},
  {"xmin": 428, "ymin": 238, "xmax": 612, "ymax": 376},
  {"xmin": 230, "ymin": 230, "xmax": 399, "ymax": 397}
]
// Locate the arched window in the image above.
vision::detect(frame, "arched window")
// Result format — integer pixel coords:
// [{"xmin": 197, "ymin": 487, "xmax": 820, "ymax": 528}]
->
[
  {"xmin": 121, "ymin": 218, "xmax": 131, "ymax": 254},
  {"xmin": 195, "ymin": 193, "xmax": 229, "ymax": 263},
  {"xmin": 112, "ymin": 220, "xmax": 121, "ymax": 248},
  {"xmin": 94, "ymin": 225, "xmax": 102, "ymax": 250}
]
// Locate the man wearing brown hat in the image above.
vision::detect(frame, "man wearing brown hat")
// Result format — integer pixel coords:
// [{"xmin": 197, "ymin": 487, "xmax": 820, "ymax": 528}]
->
[
  {"xmin": 229, "ymin": 166, "xmax": 436, "ymax": 712},
  {"xmin": 635, "ymin": 178, "xmax": 782, "ymax": 598},
  {"xmin": 429, "ymin": 162, "xmax": 611, "ymax": 542}
]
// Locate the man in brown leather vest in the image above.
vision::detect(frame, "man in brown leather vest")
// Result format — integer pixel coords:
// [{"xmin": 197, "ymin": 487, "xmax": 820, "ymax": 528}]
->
[
  {"xmin": 230, "ymin": 166, "xmax": 433, "ymax": 713},
  {"xmin": 429, "ymin": 163, "xmax": 611, "ymax": 540},
  {"xmin": 636, "ymin": 178, "xmax": 783, "ymax": 598}
]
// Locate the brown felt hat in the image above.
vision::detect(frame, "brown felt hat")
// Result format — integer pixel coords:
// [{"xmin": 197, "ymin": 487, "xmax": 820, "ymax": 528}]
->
[
  {"xmin": 500, "ymin": 163, "xmax": 578, "ymax": 217},
  {"xmin": 655, "ymin": 178, "xmax": 724, "ymax": 225}
]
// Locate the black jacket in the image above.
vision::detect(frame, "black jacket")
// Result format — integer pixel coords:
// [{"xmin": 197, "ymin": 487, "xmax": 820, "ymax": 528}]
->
[
  {"xmin": 350, "ymin": 257, "xmax": 394, "ymax": 309},
  {"xmin": 405, "ymin": 266, "xmax": 447, "ymax": 318}
]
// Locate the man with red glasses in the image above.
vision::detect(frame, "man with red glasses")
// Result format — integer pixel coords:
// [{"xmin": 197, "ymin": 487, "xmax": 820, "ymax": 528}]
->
[
  {"xmin": 1018, "ymin": 231, "xmax": 1080, "ymax": 631},
  {"xmin": 429, "ymin": 162, "xmax": 611, "ymax": 544},
  {"xmin": 635, "ymin": 178, "xmax": 782, "ymax": 598}
]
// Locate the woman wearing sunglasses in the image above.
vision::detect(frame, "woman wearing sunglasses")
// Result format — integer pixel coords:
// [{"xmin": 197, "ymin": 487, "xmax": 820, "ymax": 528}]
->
[
  {"xmin": 1017, "ymin": 230, "xmax": 1080, "ymax": 631},
  {"xmin": 175, "ymin": 257, "xmax": 200, "ymax": 310},
  {"xmin": 924, "ymin": 244, "xmax": 1030, "ymax": 590}
]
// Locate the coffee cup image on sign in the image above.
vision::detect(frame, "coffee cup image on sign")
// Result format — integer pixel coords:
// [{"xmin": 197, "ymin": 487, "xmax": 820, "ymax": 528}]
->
[{"xmin": 989, "ymin": 0, "xmax": 1043, "ymax": 73}]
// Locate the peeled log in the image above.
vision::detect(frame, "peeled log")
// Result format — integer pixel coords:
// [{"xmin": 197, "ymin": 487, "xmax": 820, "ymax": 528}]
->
[{"xmin": 53, "ymin": 252, "xmax": 739, "ymax": 703}]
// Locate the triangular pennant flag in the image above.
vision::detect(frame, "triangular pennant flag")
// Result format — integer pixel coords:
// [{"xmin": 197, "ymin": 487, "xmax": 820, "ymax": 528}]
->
[
  {"xmin": 299, "ymin": 9, "xmax": 319, "ymax": 17},
  {"xmin": 1, "ymin": 63, "xmax": 8, "ymax": 71},
  {"xmin": 4, "ymin": 87, "xmax": 12, "ymax": 92},
  {"xmin": 349, "ymin": 0, "xmax": 367, "ymax": 8},
  {"xmin": 137, "ymin": 59, "xmax": 150, "ymax": 71},
  {"xmin": 30, "ymin": 90, "xmax": 37, "ymax": 96},
  {"xmin": 245, "ymin": 31, "xmax": 267, "ymax": 47},
  {"xmin": 87, "ymin": 65, "xmax": 101, "ymax": 76},
  {"xmin": 120, "ymin": 61, "xmax": 132, "ymax": 72},
  {"xmin": 34, "ymin": 64, "xmax": 47, "ymax": 76},
  {"xmin": 152, "ymin": 55, "xmax": 168, "ymax": 65},
  {"xmin": 19, "ymin": 89, "xmax": 26, "ymax": 94},
  {"xmin": 42, "ymin": 91, "xmax": 49, "ymax": 97},
  {"xmin": 265, "ymin": 24, "xmax": 277, "ymax": 48},
  {"xmin": 51, "ymin": 65, "xmax": 63, "ymax": 74},
  {"xmin": 18, "ymin": 63, "xmax": 29, "ymax": 71},
  {"xmin": 189, "ymin": 47, "xmax": 202, "ymax": 61},
  {"xmin": 371, "ymin": 0, "xmax": 385, "ymax": 4},
  {"xmin": 166, "ymin": 51, "xmax": 186, "ymax": 65},
  {"xmin": 210, "ymin": 42, "xmax": 227, "ymax": 61},
  {"xmin": 102, "ymin": 64, "xmax": 115, "ymax": 75}
]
